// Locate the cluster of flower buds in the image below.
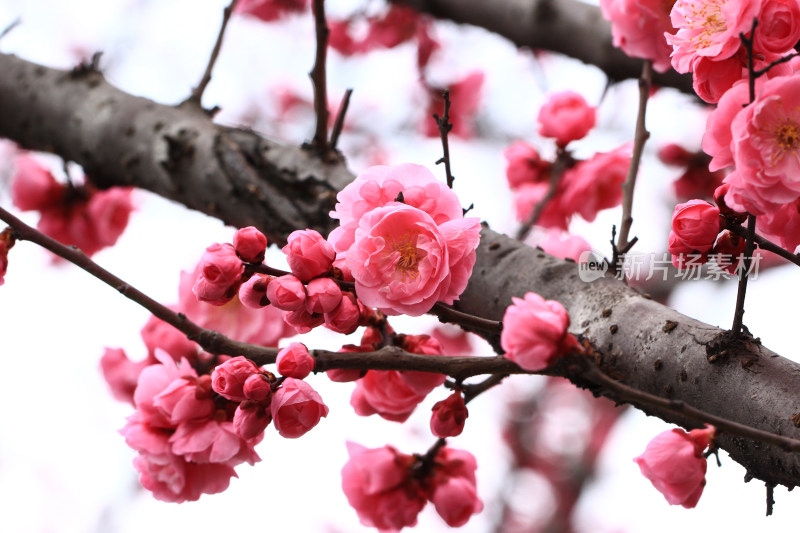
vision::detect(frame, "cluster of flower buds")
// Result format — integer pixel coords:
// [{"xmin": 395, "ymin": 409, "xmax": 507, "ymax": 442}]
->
[
  {"xmin": 504, "ymin": 92, "xmax": 631, "ymax": 230},
  {"xmin": 11, "ymin": 155, "xmax": 134, "ymax": 257},
  {"xmin": 211, "ymin": 348, "xmax": 328, "ymax": 440},
  {"xmin": 342, "ymin": 442, "xmax": 483, "ymax": 529}
]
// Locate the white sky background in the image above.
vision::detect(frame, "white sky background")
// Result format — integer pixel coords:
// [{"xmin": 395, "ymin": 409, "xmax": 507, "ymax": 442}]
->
[{"xmin": 0, "ymin": 0, "xmax": 799, "ymax": 531}]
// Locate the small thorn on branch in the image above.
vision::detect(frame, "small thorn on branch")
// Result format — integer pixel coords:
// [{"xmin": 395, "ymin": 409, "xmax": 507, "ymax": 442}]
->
[
  {"xmin": 329, "ymin": 88, "xmax": 353, "ymax": 152},
  {"xmin": 433, "ymin": 90, "xmax": 455, "ymax": 189},
  {"xmin": 0, "ymin": 17, "xmax": 22, "ymax": 42},
  {"xmin": 766, "ymin": 483, "xmax": 775, "ymax": 516}
]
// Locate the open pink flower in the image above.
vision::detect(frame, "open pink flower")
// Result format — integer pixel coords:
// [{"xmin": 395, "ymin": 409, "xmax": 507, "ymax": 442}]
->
[
  {"xmin": 100, "ymin": 347, "xmax": 149, "ymax": 404},
  {"xmin": 87, "ymin": 187, "xmax": 134, "ymax": 248},
  {"xmin": 346, "ymin": 203, "xmax": 479, "ymax": 316},
  {"xmin": 11, "ymin": 156, "xmax": 64, "ymax": 211},
  {"xmin": 667, "ymin": 0, "xmax": 759, "ymax": 73},
  {"xmin": 560, "ymin": 144, "xmax": 631, "ymax": 222},
  {"xmin": 537, "ymin": 91, "xmax": 596, "ymax": 146},
  {"xmin": 504, "ymin": 141, "xmax": 550, "ymax": 188},
  {"xmin": 133, "ymin": 453, "xmax": 235, "ymax": 503},
  {"xmin": 634, "ymin": 426, "xmax": 716, "ymax": 508},
  {"xmin": 329, "ymin": 163, "xmax": 464, "ymax": 255},
  {"xmin": 341, "ymin": 443, "xmax": 426, "ymax": 531},
  {"xmin": 600, "ymin": 0, "xmax": 676, "ymax": 72},
  {"xmin": 500, "ymin": 292, "xmax": 577, "ymax": 372}
]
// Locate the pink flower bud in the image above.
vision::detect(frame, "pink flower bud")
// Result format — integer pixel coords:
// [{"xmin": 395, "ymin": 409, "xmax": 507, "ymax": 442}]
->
[
  {"xmin": 11, "ymin": 156, "xmax": 64, "ymax": 211},
  {"xmin": 266, "ymin": 274, "xmax": 306, "ymax": 311},
  {"xmin": 324, "ymin": 292, "xmax": 361, "ymax": 334},
  {"xmin": 283, "ymin": 229, "xmax": 336, "ymax": 282},
  {"xmin": 305, "ymin": 277, "xmax": 343, "ymax": 314},
  {"xmin": 87, "ymin": 187, "xmax": 134, "ymax": 248},
  {"xmin": 233, "ymin": 226, "xmax": 268, "ymax": 263},
  {"xmin": 634, "ymin": 426, "xmax": 716, "ymax": 508},
  {"xmin": 276, "ymin": 342, "xmax": 315, "ymax": 379},
  {"xmin": 211, "ymin": 356, "xmax": 260, "ymax": 402},
  {"xmin": 669, "ymin": 200, "xmax": 721, "ymax": 253},
  {"xmin": 537, "ymin": 91, "xmax": 596, "ymax": 146},
  {"xmin": 192, "ymin": 243, "xmax": 245, "ymax": 305},
  {"xmin": 233, "ymin": 403, "xmax": 272, "ymax": 440},
  {"xmin": 713, "ymin": 184, "xmax": 747, "ymax": 224},
  {"xmin": 271, "ymin": 378, "xmax": 329, "ymax": 438},
  {"xmin": 709, "ymin": 230, "xmax": 746, "ymax": 274},
  {"xmin": 430, "ymin": 392, "xmax": 468, "ymax": 437},
  {"xmin": 500, "ymin": 292, "xmax": 578, "ymax": 372},
  {"xmin": 243, "ymin": 373, "xmax": 272, "ymax": 403},
  {"xmin": 238, "ymin": 274, "xmax": 273, "ymax": 309},
  {"xmin": 658, "ymin": 143, "xmax": 693, "ymax": 166},
  {"xmin": 282, "ymin": 306, "xmax": 324, "ymax": 334},
  {"xmin": 431, "ymin": 476, "xmax": 483, "ymax": 527}
]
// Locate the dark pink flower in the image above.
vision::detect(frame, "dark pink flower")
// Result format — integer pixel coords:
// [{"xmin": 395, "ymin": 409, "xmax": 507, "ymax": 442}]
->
[
  {"xmin": 537, "ymin": 91, "xmax": 596, "ymax": 146},
  {"xmin": 669, "ymin": 199, "xmax": 721, "ymax": 253},
  {"xmin": 504, "ymin": 141, "xmax": 549, "ymax": 189},
  {"xmin": 430, "ymin": 392, "xmax": 468, "ymax": 437},
  {"xmin": 430, "ymin": 475, "xmax": 482, "ymax": 527},
  {"xmin": 600, "ymin": 0, "xmax": 675, "ymax": 72},
  {"xmin": 233, "ymin": 226, "xmax": 267, "ymax": 263},
  {"xmin": 235, "ymin": 0, "xmax": 307, "ymax": 22},
  {"xmin": 634, "ymin": 426, "xmax": 716, "ymax": 508},
  {"xmin": 559, "ymin": 144, "xmax": 631, "ymax": 222},
  {"xmin": 341, "ymin": 442, "xmax": 426, "ymax": 531},
  {"xmin": 500, "ymin": 292, "xmax": 577, "ymax": 372},
  {"xmin": 276, "ymin": 342, "xmax": 315, "ymax": 379},
  {"xmin": 270, "ymin": 378, "xmax": 329, "ymax": 438},
  {"xmin": 422, "ymin": 71, "xmax": 485, "ymax": 139},
  {"xmin": 11, "ymin": 156, "xmax": 64, "ymax": 211},
  {"xmin": 192, "ymin": 243, "xmax": 245, "ymax": 306},
  {"xmin": 87, "ymin": 187, "xmax": 134, "ymax": 248}
]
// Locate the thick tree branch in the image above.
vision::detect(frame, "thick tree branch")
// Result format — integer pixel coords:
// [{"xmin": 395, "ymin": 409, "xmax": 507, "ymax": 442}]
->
[
  {"xmin": 2, "ymin": 53, "xmax": 800, "ymax": 488},
  {"xmin": 391, "ymin": 0, "xmax": 694, "ymax": 94}
]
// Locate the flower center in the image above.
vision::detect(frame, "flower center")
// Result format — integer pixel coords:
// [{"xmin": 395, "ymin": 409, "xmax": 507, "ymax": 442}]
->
[
  {"xmin": 684, "ymin": 0, "xmax": 727, "ymax": 49},
  {"xmin": 775, "ymin": 121, "xmax": 800, "ymax": 152},
  {"xmin": 387, "ymin": 233, "xmax": 426, "ymax": 279}
]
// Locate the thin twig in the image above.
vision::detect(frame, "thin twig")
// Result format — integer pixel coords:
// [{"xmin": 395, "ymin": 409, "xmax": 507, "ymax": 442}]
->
[
  {"xmin": 433, "ymin": 89, "xmax": 455, "ymax": 188},
  {"xmin": 732, "ymin": 214, "xmax": 757, "ymax": 334},
  {"xmin": 310, "ymin": 0, "xmax": 330, "ymax": 152},
  {"xmin": 516, "ymin": 149, "xmax": 570, "ymax": 242},
  {"xmin": 579, "ymin": 363, "xmax": 800, "ymax": 453},
  {"xmin": 728, "ymin": 225, "xmax": 800, "ymax": 267},
  {"xmin": 614, "ymin": 60, "xmax": 652, "ymax": 272},
  {"xmin": 186, "ymin": 0, "xmax": 239, "ymax": 107},
  {"xmin": 329, "ymin": 88, "xmax": 353, "ymax": 151},
  {"xmin": 462, "ymin": 374, "xmax": 508, "ymax": 403},
  {"xmin": 0, "ymin": 17, "xmax": 21, "ymax": 42}
]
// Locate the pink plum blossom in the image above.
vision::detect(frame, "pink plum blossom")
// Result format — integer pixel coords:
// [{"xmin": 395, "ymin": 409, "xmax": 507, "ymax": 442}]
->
[
  {"xmin": 243, "ymin": 374, "xmax": 272, "ymax": 402},
  {"xmin": 11, "ymin": 156, "xmax": 64, "ymax": 211},
  {"xmin": 305, "ymin": 277, "xmax": 342, "ymax": 314},
  {"xmin": 266, "ymin": 274, "xmax": 307, "ymax": 311},
  {"xmin": 276, "ymin": 342, "xmax": 315, "ymax": 379},
  {"xmin": 270, "ymin": 378, "xmax": 329, "ymax": 438},
  {"xmin": 504, "ymin": 141, "xmax": 550, "ymax": 189},
  {"xmin": 559, "ymin": 144, "xmax": 631, "ymax": 223},
  {"xmin": 140, "ymin": 314, "xmax": 199, "ymax": 363},
  {"xmin": 133, "ymin": 453, "xmax": 236, "ymax": 503},
  {"xmin": 634, "ymin": 426, "xmax": 716, "ymax": 508},
  {"xmin": 600, "ymin": 0, "xmax": 676, "ymax": 72},
  {"xmin": 234, "ymin": 0, "xmax": 307, "ymax": 22},
  {"xmin": 100, "ymin": 347, "xmax": 149, "ymax": 404},
  {"xmin": 329, "ymin": 163, "xmax": 464, "ymax": 255},
  {"xmin": 233, "ymin": 403, "xmax": 272, "ymax": 440},
  {"xmin": 233, "ymin": 226, "xmax": 267, "ymax": 263},
  {"xmin": 430, "ymin": 392, "xmax": 469, "ymax": 437},
  {"xmin": 192, "ymin": 243, "xmax": 245, "ymax": 306},
  {"xmin": 537, "ymin": 91, "xmax": 596, "ymax": 146},
  {"xmin": 754, "ymin": 0, "xmax": 800, "ymax": 55},
  {"xmin": 500, "ymin": 292, "xmax": 577, "ymax": 372},
  {"xmin": 211, "ymin": 356, "xmax": 260, "ymax": 402},
  {"xmin": 430, "ymin": 476, "xmax": 482, "ymax": 527},
  {"xmin": 87, "ymin": 187, "xmax": 135, "ymax": 248},
  {"xmin": 669, "ymin": 200, "xmax": 721, "ymax": 253},
  {"xmin": 283, "ymin": 229, "xmax": 335, "ymax": 282},
  {"xmin": 535, "ymin": 230, "xmax": 592, "ymax": 262},
  {"xmin": 667, "ymin": 0, "xmax": 759, "ymax": 74},
  {"xmin": 346, "ymin": 203, "xmax": 480, "ymax": 316},
  {"xmin": 341, "ymin": 442, "xmax": 426, "ymax": 531},
  {"xmin": 238, "ymin": 273, "xmax": 273, "ymax": 309},
  {"xmin": 324, "ymin": 292, "xmax": 362, "ymax": 334}
]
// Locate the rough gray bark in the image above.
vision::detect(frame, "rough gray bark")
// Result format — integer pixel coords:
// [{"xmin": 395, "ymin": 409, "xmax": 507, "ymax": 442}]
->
[
  {"xmin": 2, "ymin": 52, "xmax": 800, "ymax": 488},
  {"xmin": 392, "ymin": 0, "xmax": 695, "ymax": 93}
]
